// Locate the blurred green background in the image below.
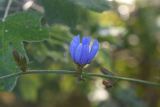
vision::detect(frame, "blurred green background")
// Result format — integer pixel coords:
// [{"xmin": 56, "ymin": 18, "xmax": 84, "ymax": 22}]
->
[{"xmin": 0, "ymin": 0, "xmax": 160, "ymax": 107}]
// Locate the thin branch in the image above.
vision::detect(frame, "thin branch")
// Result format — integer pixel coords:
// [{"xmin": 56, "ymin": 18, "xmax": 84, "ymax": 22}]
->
[
  {"xmin": 2, "ymin": 0, "xmax": 13, "ymax": 22},
  {"xmin": 0, "ymin": 72, "xmax": 22, "ymax": 79},
  {"xmin": 86, "ymin": 73, "xmax": 160, "ymax": 87},
  {"xmin": 0, "ymin": 70, "xmax": 159, "ymax": 87}
]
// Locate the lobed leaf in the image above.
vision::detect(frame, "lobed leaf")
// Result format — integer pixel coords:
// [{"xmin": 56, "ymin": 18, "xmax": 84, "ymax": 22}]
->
[{"xmin": 0, "ymin": 11, "xmax": 49, "ymax": 91}]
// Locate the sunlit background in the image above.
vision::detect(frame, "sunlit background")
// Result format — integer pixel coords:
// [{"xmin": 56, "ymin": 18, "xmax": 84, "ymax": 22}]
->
[{"xmin": 0, "ymin": 0, "xmax": 160, "ymax": 107}]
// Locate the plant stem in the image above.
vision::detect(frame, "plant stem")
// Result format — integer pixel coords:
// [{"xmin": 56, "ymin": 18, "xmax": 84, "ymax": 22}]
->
[
  {"xmin": 0, "ymin": 69, "xmax": 159, "ymax": 87},
  {"xmin": 0, "ymin": 70, "xmax": 75, "ymax": 80},
  {"xmin": 85, "ymin": 73, "xmax": 160, "ymax": 87},
  {"xmin": 2, "ymin": 0, "xmax": 13, "ymax": 22},
  {"xmin": 76, "ymin": 65, "xmax": 84, "ymax": 81}
]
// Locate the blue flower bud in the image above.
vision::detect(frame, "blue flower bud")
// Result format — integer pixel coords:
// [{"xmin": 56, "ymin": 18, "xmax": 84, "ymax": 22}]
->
[{"xmin": 69, "ymin": 35, "xmax": 99, "ymax": 66}]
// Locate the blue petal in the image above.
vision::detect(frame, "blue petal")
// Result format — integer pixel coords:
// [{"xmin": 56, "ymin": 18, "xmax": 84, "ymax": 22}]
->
[
  {"xmin": 82, "ymin": 36, "xmax": 91, "ymax": 45},
  {"xmin": 87, "ymin": 39, "xmax": 99, "ymax": 63},
  {"xmin": 80, "ymin": 45, "xmax": 90, "ymax": 65},
  {"xmin": 74, "ymin": 44, "xmax": 82, "ymax": 64},
  {"xmin": 69, "ymin": 35, "xmax": 80, "ymax": 61}
]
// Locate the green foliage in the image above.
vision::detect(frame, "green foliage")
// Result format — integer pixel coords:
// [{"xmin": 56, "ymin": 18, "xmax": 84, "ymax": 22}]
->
[
  {"xmin": 25, "ymin": 24, "xmax": 72, "ymax": 64},
  {"xmin": 68, "ymin": 0, "xmax": 111, "ymax": 12},
  {"xmin": 38, "ymin": 0, "xmax": 88, "ymax": 27},
  {"xmin": 38, "ymin": 0, "xmax": 111, "ymax": 27},
  {"xmin": 0, "ymin": 12, "xmax": 49, "ymax": 91},
  {"xmin": 0, "ymin": 0, "xmax": 160, "ymax": 107},
  {"xmin": 18, "ymin": 75, "xmax": 42, "ymax": 101}
]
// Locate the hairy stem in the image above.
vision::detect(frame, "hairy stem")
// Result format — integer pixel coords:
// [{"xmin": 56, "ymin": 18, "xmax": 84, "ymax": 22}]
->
[{"xmin": 0, "ymin": 69, "xmax": 159, "ymax": 87}]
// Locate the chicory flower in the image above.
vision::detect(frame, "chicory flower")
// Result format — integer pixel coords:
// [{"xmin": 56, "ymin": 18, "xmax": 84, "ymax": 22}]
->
[{"xmin": 69, "ymin": 35, "xmax": 99, "ymax": 66}]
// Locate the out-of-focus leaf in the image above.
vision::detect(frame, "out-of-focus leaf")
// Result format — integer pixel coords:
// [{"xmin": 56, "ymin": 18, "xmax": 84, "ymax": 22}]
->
[
  {"xmin": 0, "ymin": 11, "xmax": 49, "ymax": 91},
  {"xmin": 113, "ymin": 82, "xmax": 146, "ymax": 107},
  {"xmin": 18, "ymin": 75, "xmax": 42, "ymax": 101},
  {"xmin": 68, "ymin": 0, "xmax": 111, "ymax": 12},
  {"xmin": 27, "ymin": 25, "xmax": 72, "ymax": 63},
  {"xmin": 97, "ymin": 48, "xmax": 112, "ymax": 69},
  {"xmin": 39, "ymin": 0, "xmax": 101, "ymax": 28}
]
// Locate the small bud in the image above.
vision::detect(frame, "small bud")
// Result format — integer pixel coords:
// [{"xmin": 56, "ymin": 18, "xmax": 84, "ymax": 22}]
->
[
  {"xmin": 101, "ymin": 67, "xmax": 117, "ymax": 89},
  {"xmin": 102, "ymin": 80, "xmax": 113, "ymax": 89},
  {"xmin": 13, "ymin": 49, "xmax": 21, "ymax": 63},
  {"xmin": 12, "ymin": 49, "xmax": 28, "ymax": 72},
  {"xmin": 100, "ymin": 67, "xmax": 114, "ymax": 75}
]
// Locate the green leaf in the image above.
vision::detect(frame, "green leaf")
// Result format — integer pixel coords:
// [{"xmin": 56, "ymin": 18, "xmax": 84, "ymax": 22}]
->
[
  {"xmin": 27, "ymin": 25, "xmax": 72, "ymax": 63},
  {"xmin": 68, "ymin": 0, "xmax": 112, "ymax": 12},
  {"xmin": 0, "ymin": 12, "xmax": 49, "ymax": 91},
  {"xmin": 39, "ymin": 0, "xmax": 111, "ymax": 27},
  {"xmin": 39, "ymin": 0, "xmax": 103, "ymax": 27}
]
